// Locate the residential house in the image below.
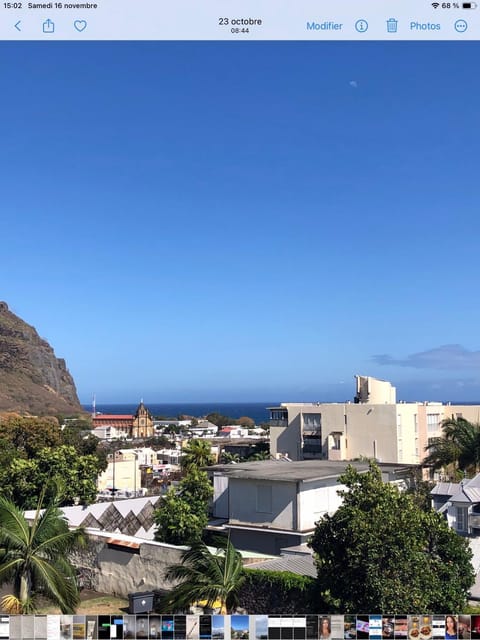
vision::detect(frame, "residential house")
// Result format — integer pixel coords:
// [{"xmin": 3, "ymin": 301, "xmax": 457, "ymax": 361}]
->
[
  {"xmin": 432, "ymin": 475, "xmax": 480, "ymax": 536},
  {"xmin": 209, "ymin": 459, "xmax": 413, "ymax": 554},
  {"xmin": 217, "ymin": 426, "xmax": 249, "ymax": 438}
]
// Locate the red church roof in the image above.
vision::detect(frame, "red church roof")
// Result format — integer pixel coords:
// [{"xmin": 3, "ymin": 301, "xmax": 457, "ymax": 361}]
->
[{"xmin": 93, "ymin": 414, "xmax": 134, "ymax": 420}]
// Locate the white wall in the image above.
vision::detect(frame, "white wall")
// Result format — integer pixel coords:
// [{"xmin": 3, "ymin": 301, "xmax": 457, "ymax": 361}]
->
[
  {"xmin": 228, "ymin": 478, "xmax": 297, "ymax": 529},
  {"xmin": 298, "ymin": 482, "xmax": 345, "ymax": 530}
]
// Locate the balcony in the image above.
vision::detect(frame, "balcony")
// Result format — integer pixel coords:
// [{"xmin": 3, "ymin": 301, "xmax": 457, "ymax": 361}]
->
[
  {"xmin": 269, "ymin": 419, "xmax": 288, "ymax": 427},
  {"xmin": 303, "ymin": 427, "xmax": 321, "ymax": 435}
]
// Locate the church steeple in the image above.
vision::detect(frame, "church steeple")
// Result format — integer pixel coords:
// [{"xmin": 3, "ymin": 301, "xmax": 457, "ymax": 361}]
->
[{"xmin": 132, "ymin": 400, "xmax": 153, "ymax": 438}]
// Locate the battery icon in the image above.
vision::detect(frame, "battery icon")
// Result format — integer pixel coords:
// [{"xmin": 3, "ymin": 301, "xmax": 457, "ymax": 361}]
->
[{"xmin": 463, "ymin": 2, "xmax": 477, "ymax": 7}]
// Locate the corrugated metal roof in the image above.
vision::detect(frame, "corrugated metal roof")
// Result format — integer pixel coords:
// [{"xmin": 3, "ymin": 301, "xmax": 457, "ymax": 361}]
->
[
  {"xmin": 431, "ymin": 482, "xmax": 460, "ymax": 496},
  {"xmin": 247, "ymin": 554, "xmax": 317, "ymax": 578}
]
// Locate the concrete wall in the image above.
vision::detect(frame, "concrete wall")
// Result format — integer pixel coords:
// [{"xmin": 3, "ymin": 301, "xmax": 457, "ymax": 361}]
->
[
  {"xmin": 270, "ymin": 412, "xmax": 302, "ymax": 460},
  {"xmin": 344, "ymin": 403, "xmax": 398, "ymax": 462},
  {"xmin": 395, "ymin": 404, "xmax": 419, "ymax": 464},
  {"xmin": 298, "ymin": 481, "xmax": 344, "ymax": 530},
  {"xmin": 355, "ymin": 375, "xmax": 397, "ymax": 404},
  {"xmin": 228, "ymin": 478, "xmax": 297, "ymax": 529},
  {"xmin": 72, "ymin": 535, "xmax": 184, "ymax": 598},
  {"xmin": 213, "ymin": 472, "xmax": 229, "ymax": 518}
]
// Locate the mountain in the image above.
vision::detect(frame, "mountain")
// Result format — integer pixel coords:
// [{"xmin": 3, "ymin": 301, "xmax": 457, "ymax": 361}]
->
[{"xmin": 0, "ymin": 301, "xmax": 82, "ymax": 415}]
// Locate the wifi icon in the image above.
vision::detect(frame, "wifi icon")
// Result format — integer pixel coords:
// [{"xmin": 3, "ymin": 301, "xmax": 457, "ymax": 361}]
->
[{"xmin": 432, "ymin": 2, "xmax": 440, "ymax": 7}]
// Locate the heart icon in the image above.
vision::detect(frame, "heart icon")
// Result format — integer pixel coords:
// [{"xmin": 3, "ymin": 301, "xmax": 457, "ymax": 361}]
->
[{"xmin": 74, "ymin": 20, "xmax": 87, "ymax": 32}]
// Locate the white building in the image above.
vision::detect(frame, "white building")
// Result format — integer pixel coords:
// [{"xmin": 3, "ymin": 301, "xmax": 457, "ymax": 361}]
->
[
  {"xmin": 97, "ymin": 448, "xmax": 156, "ymax": 494},
  {"xmin": 210, "ymin": 459, "xmax": 411, "ymax": 554},
  {"xmin": 269, "ymin": 375, "xmax": 480, "ymax": 465}
]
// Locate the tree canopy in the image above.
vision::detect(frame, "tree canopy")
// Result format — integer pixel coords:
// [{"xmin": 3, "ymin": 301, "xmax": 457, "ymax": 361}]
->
[
  {"xmin": 0, "ymin": 417, "xmax": 107, "ymax": 508},
  {"xmin": 424, "ymin": 417, "xmax": 480, "ymax": 477},
  {"xmin": 154, "ymin": 468, "xmax": 213, "ymax": 545},
  {"xmin": 309, "ymin": 463, "xmax": 475, "ymax": 613},
  {"xmin": 180, "ymin": 439, "xmax": 215, "ymax": 470}
]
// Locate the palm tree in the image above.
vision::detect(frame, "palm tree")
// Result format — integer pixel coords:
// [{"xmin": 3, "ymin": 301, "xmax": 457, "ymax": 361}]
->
[
  {"xmin": 0, "ymin": 487, "xmax": 85, "ymax": 613},
  {"xmin": 181, "ymin": 439, "xmax": 215, "ymax": 470},
  {"xmin": 160, "ymin": 537, "xmax": 245, "ymax": 614},
  {"xmin": 247, "ymin": 451, "xmax": 271, "ymax": 461},
  {"xmin": 220, "ymin": 452, "xmax": 242, "ymax": 464},
  {"xmin": 424, "ymin": 417, "xmax": 480, "ymax": 476}
]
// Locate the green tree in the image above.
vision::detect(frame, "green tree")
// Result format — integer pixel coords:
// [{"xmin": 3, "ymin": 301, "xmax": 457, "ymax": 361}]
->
[
  {"xmin": 160, "ymin": 537, "xmax": 245, "ymax": 613},
  {"xmin": 309, "ymin": 463, "xmax": 475, "ymax": 613},
  {"xmin": 246, "ymin": 442, "xmax": 270, "ymax": 461},
  {"xmin": 0, "ymin": 416, "xmax": 62, "ymax": 458},
  {"xmin": 0, "ymin": 485, "xmax": 85, "ymax": 614},
  {"xmin": 205, "ymin": 413, "xmax": 233, "ymax": 428},
  {"xmin": 181, "ymin": 439, "xmax": 215, "ymax": 470},
  {"xmin": 247, "ymin": 451, "xmax": 270, "ymax": 461},
  {"xmin": 237, "ymin": 416, "xmax": 255, "ymax": 428},
  {"xmin": 0, "ymin": 446, "xmax": 104, "ymax": 508},
  {"xmin": 179, "ymin": 468, "xmax": 213, "ymax": 516},
  {"xmin": 153, "ymin": 487, "xmax": 206, "ymax": 546},
  {"xmin": 424, "ymin": 417, "xmax": 480, "ymax": 476},
  {"xmin": 154, "ymin": 468, "xmax": 213, "ymax": 545},
  {"xmin": 220, "ymin": 452, "xmax": 243, "ymax": 464}
]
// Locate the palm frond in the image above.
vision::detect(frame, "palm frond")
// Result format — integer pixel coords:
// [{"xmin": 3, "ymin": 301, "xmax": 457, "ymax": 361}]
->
[
  {"xmin": 30, "ymin": 555, "xmax": 79, "ymax": 614},
  {"xmin": 163, "ymin": 538, "xmax": 244, "ymax": 613},
  {"xmin": 0, "ymin": 496, "xmax": 30, "ymax": 547}
]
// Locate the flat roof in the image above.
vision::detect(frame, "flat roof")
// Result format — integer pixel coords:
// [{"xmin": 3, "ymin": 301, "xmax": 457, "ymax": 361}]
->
[{"xmin": 210, "ymin": 459, "xmax": 371, "ymax": 483}]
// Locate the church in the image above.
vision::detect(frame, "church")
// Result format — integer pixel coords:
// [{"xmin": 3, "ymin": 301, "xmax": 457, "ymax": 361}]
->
[{"xmin": 92, "ymin": 401, "xmax": 154, "ymax": 439}]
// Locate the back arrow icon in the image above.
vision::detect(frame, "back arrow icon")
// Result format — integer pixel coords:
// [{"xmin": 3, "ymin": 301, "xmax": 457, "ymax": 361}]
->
[{"xmin": 14, "ymin": 20, "xmax": 21, "ymax": 31}]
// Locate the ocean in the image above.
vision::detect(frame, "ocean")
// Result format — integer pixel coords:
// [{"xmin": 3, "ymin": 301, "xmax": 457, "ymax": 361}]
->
[{"xmin": 82, "ymin": 402, "xmax": 278, "ymax": 425}]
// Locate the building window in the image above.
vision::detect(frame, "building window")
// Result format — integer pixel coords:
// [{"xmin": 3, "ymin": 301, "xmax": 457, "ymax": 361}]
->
[
  {"xmin": 457, "ymin": 507, "xmax": 468, "ymax": 532},
  {"xmin": 414, "ymin": 414, "xmax": 418, "ymax": 434},
  {"xmin": 256, "ymin": 485, "xmax": 272, "ymax": 513},
  {"xmin": 332, "ymin": 434, "xmax": 341, "ymax": 450},
  {"xmin": 303, "ymin": 414, "xmax": 321, "ymax": 428},
  {"xmin": 427, "ymin": 414, "xmax": 440, "ymax": 433},
  {"xmin": 270, "ymin": 410, "xmax": 288, "ymax": 423}
]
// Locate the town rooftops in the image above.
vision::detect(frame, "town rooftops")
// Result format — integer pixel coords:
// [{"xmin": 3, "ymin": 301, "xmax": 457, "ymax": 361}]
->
[
  {"xmin": 210, "ymin": 459, "xmax": 370, "ymax": 483},
  {"xmin": 432, "ymin": 474, "xmax": 480, "ymax": 505}
]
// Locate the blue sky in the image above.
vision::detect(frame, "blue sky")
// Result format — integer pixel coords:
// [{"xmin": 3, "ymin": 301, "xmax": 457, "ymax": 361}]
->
[{"xmin": 2, "ymin": 42, "xmax": 480, "ymax": 403}]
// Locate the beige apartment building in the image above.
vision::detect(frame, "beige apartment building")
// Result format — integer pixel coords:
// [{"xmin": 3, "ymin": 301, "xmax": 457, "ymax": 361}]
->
[{"xmin": 269, "ymin": 375, "xmax": 480, "ymax": 465}]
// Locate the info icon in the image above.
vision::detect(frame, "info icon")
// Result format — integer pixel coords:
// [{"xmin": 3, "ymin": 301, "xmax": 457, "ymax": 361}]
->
[{"xmin": 355, "ymin": 19, "xmax": 368, "ymax": 32}]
